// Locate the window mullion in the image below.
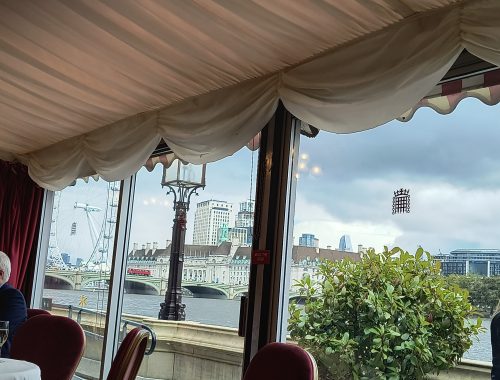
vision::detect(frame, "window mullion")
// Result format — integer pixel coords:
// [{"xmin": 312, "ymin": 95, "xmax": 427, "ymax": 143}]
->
[
  {"xmin": 30, "ymin": 190, "xmax": 54, "ymax": 308},
  {"xmin": 99, "ymin": 175, "xmax": 136, "ymax": 379}
]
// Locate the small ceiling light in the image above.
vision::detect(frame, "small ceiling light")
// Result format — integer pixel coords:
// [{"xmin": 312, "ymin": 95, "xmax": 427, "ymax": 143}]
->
[{"xmin": 311, "ymin": 166, "xmax": 321, "ymax": 175}]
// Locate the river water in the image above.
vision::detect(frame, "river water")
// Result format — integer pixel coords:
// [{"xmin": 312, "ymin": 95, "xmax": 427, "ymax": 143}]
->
[{"xmin": 43, "ymin": 289, "xmax": 491, "ymax": 362}]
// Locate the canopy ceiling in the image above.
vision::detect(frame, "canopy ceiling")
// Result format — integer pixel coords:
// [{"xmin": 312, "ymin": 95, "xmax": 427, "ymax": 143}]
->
[{"xmin": 1, "ymin": 0, "xmax": 500, "ymax": 189}]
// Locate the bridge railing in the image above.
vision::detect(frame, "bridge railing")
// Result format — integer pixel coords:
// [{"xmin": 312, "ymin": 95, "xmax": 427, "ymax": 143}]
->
[{"xmin": 57, "ymin": 303, "xmax": 157, "ymax": 356}]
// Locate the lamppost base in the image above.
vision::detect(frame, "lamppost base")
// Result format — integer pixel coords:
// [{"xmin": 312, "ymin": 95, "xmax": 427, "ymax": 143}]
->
[{"xmin": 159, "ymin": 302, "xmax": 186, "ymax": 321}]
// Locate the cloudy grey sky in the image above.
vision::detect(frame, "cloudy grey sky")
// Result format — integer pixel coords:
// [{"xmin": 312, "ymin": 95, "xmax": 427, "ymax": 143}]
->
[
  {"xmin": 56, "ymin": 98, "xmax": 500, "ymax": 262},
  {"xmin": 294, "ymin": 98, "xmax": 500, "ymax": 254}
]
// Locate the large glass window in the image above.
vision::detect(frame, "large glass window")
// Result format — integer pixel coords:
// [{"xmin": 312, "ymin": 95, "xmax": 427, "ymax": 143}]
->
[
  {"xmin": 40, "ymin": 179, "xmax": 120, "ymax": 379},
  {"xmin": 119, "ymin": 146, "xmax": 258, "ymax": 379},
  {"xmin": 286, "ymin": 100, "xmax": 499, "ymax": 378}
]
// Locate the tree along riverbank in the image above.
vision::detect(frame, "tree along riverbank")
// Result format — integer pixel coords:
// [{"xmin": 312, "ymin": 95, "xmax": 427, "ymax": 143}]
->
[{"xmin": 445, "ymin": 275, "xmax": 500, "ymax": 316}]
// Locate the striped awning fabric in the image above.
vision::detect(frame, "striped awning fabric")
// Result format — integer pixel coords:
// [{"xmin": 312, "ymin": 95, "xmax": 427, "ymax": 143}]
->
[{"xmin": 399, "ymin": 69, "xmax": 500, "ymax": 122}]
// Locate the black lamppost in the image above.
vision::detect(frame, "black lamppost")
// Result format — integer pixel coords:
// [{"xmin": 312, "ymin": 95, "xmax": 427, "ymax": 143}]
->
[{"xmin": 159, "ymin": 160, "xmax": 206, "ymax": 320}]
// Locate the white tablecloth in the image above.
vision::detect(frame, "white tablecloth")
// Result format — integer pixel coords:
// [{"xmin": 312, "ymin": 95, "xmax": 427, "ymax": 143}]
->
[{"xmin": 0, "ymin": 359, "xmax": 41, "ymax": 380}]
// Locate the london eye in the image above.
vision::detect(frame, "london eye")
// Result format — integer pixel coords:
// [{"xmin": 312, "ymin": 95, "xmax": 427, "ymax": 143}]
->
[{"xmin": 47, "ymin": 180, "xmax": 120, "ymax": 273}]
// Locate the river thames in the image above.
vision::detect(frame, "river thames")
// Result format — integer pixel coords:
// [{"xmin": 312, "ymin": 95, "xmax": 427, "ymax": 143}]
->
[{"xmin": 43, "ymin": 289, "xmax": 491, "ymax": 362}]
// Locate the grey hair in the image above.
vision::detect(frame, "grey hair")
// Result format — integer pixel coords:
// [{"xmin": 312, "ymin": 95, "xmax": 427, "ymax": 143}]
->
[{"xmin": 0, "ymin": 251, "xmax": 11, "ymax": 285}]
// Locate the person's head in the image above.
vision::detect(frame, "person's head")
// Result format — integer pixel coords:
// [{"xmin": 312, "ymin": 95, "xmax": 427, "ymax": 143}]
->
[{"xmin": 0, "ymin": 251, "xmax": 11, "ymax": 286}]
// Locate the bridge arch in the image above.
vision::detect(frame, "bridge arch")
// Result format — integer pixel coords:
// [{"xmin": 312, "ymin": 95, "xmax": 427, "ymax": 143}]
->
[
  {"xmin": 183, "ymin": 285, "xmax": 229, "ymax": 299},
  {"xmin": 44, "ymin": 273, "xmax": 75, "ymax": 290},
  {"xmin": 124, "ymin": 279, "xmax": 160, "ymax": 296},
  {"xmin": 232, "ymin": 290, "xmax": 248, "ymax": 300}
]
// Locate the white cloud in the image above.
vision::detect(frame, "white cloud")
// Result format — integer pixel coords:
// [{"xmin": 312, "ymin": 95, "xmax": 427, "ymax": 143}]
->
[
  {"xmin": 294, "ymin": 177, "xmax": 500, "ymax": 255},
  {"xmin": 294, "ymin": 193, "xmax": 402, "ymax": 251}
]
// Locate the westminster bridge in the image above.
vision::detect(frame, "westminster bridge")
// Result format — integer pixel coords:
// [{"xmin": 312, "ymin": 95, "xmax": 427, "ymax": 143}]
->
[{"xmin": 44, "ymin": 269, "xmax": 250, "ymax": 299}]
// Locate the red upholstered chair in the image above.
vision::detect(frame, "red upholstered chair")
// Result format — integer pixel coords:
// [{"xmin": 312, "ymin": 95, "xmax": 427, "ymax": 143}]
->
[
  {"xmin": 243, "ymin": 342, "xmax": 318, "ymax": 380},
  {"xmin": 27, "ymin": 308, "xmax": 51, "ymax": 318},
  {"xmin": 10, "ymin": 315, "xmax": 85, "ymax": 380},
  {"xmin": 107, "ymin": 327, "xmax": 149, "ymax": 380}
]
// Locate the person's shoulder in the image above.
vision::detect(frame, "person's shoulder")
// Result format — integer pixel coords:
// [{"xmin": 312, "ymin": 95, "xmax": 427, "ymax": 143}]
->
[{"xmin": 0, "ymin": 284, "xmax": 25, "ymax": 300}]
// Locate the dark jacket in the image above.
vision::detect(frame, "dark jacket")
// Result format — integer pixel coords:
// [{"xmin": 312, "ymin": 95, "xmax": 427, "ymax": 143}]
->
[{"xmin": 0, "ymin": 283, "xmax": 27, "ymax": 358}]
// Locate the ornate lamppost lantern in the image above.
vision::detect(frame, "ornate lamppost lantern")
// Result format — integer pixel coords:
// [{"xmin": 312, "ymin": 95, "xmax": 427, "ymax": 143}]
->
[
  {"xmin": 392, "ymin": 188, "xmax": 410, "ymax": 214},
  {"xmin": 159, "ymin": 160, "xmax": 206, "ymax": 320}
]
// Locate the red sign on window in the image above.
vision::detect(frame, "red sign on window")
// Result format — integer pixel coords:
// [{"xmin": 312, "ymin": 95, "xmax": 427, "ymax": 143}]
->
[{"xmin": 251, "ymin": 250, "xmax": 270, "ymax": 265}]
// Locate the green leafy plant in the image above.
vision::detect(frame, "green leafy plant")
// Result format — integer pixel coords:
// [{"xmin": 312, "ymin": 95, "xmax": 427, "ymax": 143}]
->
[
  {"xmin": 289, "ymin": 247, "xmax": 483, "ymax": 380},
  {"xmin": 445, "ymin": 275, "xmax": 500, "ymax": 316}
]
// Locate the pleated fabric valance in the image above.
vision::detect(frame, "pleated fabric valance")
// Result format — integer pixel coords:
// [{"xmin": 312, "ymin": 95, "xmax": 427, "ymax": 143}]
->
[{"xmin": 1, "ymin": 0, "xmax": 500, "ymax": 190}]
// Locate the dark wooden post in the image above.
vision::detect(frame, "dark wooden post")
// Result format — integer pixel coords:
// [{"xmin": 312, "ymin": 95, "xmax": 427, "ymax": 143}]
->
[
  {"xmin": 242, "ymin": 102, "xmax": 299, "ymax": 372},
  {"xmin": 492, "ymin": 312, "xmax": 500, "ymax": 379}
]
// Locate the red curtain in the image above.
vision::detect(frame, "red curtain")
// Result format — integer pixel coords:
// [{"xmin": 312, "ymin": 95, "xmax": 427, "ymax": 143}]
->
[{"xmin": 0, "ymin": 160, "xmax": 44, "ymax": 289}]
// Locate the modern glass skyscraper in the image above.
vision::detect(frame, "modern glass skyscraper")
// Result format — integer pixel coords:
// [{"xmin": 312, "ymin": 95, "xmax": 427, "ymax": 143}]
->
[
  {"xmin": 298, "ymin": 233, "xmax": 319, "ymax": 248},
  {"xmin": 339, "ymin": 235, "xmax": 353, "ymax": 252}
]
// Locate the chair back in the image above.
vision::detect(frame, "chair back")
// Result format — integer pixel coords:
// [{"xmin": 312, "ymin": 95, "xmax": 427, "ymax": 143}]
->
[
  {"xmin": 107, "ymin": 327, "xmax": 149, "ymax": 380},
  {"xmin": 10, "ymin": 315, "xmax": 85, "ymax": 380},
  {"xmin": 243, "ymin": 342, "xmax": 318, "ymax": 380},
  {"xmin": 27, "ymin": 308, "xmax": 51, "ymax": 318}
]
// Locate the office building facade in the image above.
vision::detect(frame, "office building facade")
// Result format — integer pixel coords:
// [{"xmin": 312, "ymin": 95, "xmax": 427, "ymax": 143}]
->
[
  {"xmin": 298, "ymin": 233, "xmax": 319, "ymax": 248},
  {"xmin": 193, "ymin": 200, "xmax": 233, "ymax": 246},
  {"xmin": 434, "ymin": 249, "xmax": 500, "ymax": 277}
]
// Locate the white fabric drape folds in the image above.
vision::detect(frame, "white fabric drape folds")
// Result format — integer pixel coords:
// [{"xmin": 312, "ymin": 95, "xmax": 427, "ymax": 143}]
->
[{"xmin": 1, "ymin": 0, "xmax": 500, "ymax": 190}]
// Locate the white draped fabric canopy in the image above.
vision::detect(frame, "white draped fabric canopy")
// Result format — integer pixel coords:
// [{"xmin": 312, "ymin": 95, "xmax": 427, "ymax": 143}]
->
[{"xmin": 1, "ymin": 0, "xmax": 500, "ymax": 190}]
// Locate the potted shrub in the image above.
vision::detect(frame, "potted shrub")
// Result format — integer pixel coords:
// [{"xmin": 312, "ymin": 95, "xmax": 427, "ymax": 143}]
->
[{"xmin": 289, "ymin": 247, "xmax": 482, "ymax": 380}]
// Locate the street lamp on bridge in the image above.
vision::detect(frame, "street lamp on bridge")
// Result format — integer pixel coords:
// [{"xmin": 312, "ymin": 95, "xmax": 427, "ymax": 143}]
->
[{"xmin": 159, "ymin": 160, "xmax": 206, "ymax": 320}]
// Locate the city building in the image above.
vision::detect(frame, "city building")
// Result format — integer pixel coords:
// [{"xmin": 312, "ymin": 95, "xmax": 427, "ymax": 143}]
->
[
  {"xmin": 234, "ymin": 200, "xmax": 254, "ymax": 246},
  {"xmin": 215, "ymin": 200, "xmax": 255, "ymax": 247},
  {"xmin": 192, "ymin": 200, "xmax": 233, "ymax": 245},
  {"xmin": 290, "ymin": 246, "xmax": 360, "ymax": 282},
  {"xmin": 298, "ymin": 233, "xmax": 319, "ymax": 248},
  {"xmin": 61, "ymin": 252, "xmax": 71, "ymax": 266},
  {"xmin": 357, "ymin": 245, "xmax": 370, "ymax": 256},
  {"xmin": 433, "ymin": 249, "xmax": 500, "ymax": 277},
  {"xmin": 127, "ymin": 241, "xmax": 361, "ymax": 288},
  {"xmin": 235, "ymin": 200, "xmax": 254, "ymax": 228},
  {"xmin": 127, "ymin": 241, "xmax": 234, "ymax": 284},
  {"xmin": 339, "ymin": 235, "xmax": 353, "ymax": 252},
  {"xmin": 218, "ymin": 226, "xmax": 249, "ymax": 247}
]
